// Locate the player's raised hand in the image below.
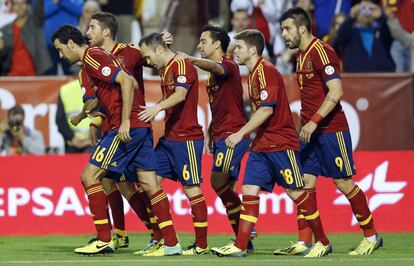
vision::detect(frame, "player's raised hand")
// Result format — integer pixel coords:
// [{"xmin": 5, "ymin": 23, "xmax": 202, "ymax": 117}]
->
[
  {"xmin": 300, "ymin": 121, "xmax": 317, "ymax": 144},
  {"xmin": 225, "ymin": 132, "xmax": 242, "ymax": 149},
  {"xmin": 118, "ymin": 120, "xmax": 131, "ymax": 142},
  {"xmin": 138, "ymin": 105, "xmax": 161, "ymax": 122},
  {"xmin": 161, "ymin": 31, "xmax": 174, "ymax": 45}
]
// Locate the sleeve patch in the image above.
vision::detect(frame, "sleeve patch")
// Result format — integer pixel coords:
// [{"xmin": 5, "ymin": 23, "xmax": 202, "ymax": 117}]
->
[
  {"xmin": 177, "ymin": 75, "xmax": 187, "ymax": 83},
  {"xmin": 260, "ymin": 90, "xmax": 269, "ymax": 101},
  {"xmin": 324, "ymin": 65, "xmax": 335, "ymax": 75},
  {"xmin": 101, "ymin": 66, "xmax": 112, "ymax": 77}
]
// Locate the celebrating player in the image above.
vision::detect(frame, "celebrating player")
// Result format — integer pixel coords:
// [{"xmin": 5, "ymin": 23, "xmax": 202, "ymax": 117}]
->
[
  {"xmin": 139, "ymin": 33, "xmax": 208, "ymax": 256},
  {"xmin": 51, "ymin": 25, "xmax": 180, "ymax": 255},
  {"xmin": 210, "ymin": 29, "xmax": 330, "ymax": 258},
  {"xmin": 78, "ymin": 11, "xmax": 164, "ymax": 254},
  {"xmin": 274, "ymin": 7, "xmax": 383, "ymax": 256},
  {"xmin": 176, "ymin": 25, "xmax": 254, "ymax": 252}
]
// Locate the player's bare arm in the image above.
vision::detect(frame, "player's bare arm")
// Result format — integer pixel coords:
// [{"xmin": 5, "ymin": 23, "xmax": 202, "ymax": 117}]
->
[
  {"xmin": 225, "ymin": 106, "xmax": 273, "ymax": 149},
  {"xmin": 300, "ymin": 78, "xmax": 343, "ymax": 143},
  {"xmin": 138, "ymin": 86, "xmax": 188, "ymax": 123},
  {"xmin": 70, "ymin": 98, "xmax": 99, "ymax": 126},
  {"xmin": 115, "ymin": 70, "xmax": 135, "ymax": 142},
  {"xmin": 177, "ymin": 51, "xmax": 226, "ymax": 76}
]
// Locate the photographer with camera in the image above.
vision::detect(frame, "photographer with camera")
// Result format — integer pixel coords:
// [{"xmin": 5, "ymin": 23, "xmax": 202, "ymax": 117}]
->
[{"xmin": 0, "ymin": 104, "xmax": 45, "ymax": 155}]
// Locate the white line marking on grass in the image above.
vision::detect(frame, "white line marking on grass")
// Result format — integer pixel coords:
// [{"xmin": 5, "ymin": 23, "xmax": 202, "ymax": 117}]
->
[{"xmin": 1, "ymin": 258, "xmax": 414, "ymax": 264}]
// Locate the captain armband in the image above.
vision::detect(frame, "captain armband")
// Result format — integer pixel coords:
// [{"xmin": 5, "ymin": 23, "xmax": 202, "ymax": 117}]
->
[{"xmin": 89, "ymin": 116, "xmax": 103, "ymax": 128}]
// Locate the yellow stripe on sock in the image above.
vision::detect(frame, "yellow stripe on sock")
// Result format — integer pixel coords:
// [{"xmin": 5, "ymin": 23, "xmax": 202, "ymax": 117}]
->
[
  {"xmin": 359, "ymin": 214, "xmax": 372, "ymax": 226},
  {"xmin": 158, "ymin": 220, "xmax": 173, "ymax": 229},
  {"xmin": 228, "ymin": 205, "xmax": 242, "ymax": 215},
  {"xmin": 346, "ymin": 186, "xmax": 360, "ymax": 200},
  {"xmin": 304, "ymin": 210, "xmax": 320, "ymax": 220},
  {"xmin": 194, "ymin": 222, "xmax": 208, "ymax": 227},
  {"xmin": 240, "ymin": 214, "xmax": 258, "ymax": 223},
  {"xmin": 94, "ymin": 219, "xmax": 109, "ymax": 225},
  {"xmin": 297, "ymin": 214, "xmax": 305, "ymax": 219}
]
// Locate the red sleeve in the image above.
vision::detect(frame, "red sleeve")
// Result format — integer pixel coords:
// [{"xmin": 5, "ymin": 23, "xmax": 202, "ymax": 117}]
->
[
  {"xmin": 84, "ymin": 48, "xmax": 121, "ymax": 84},
  {"xmin": 258, "ymin": 64, "xmax": 279, "ymax": 107},
  {"xmin": 79, "ymin": 68, "xmax": 96, "ymax": 102},
  {"xmin": 173, "ymin": 59, "xmax": 196, "ymax": 90},
  {"xmin": 312, "ymin": 42, "xmax": 341, "ymax": 82}
]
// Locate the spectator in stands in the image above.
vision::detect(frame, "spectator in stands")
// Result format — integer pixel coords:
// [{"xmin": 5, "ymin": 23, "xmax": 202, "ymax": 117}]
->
[
  {"xmin": 385, "ymin": 5, "xmax": 414, "ymax": 72},
  {"xmin": 0, "ymin": 104, "xmax": 45, "ymax": 155},
  {"xmin": 44, "ymin": 0, "xmax": 83, "ymax": 75},
  {"xmin": 56, "ymin": 78, "xmax": 92, "ymax": 153},
  {"xmin": 99, "ymin": 0, "xmax": 134, "ymax": 43},
  {"xmin": 333, "ymin": 1, "xmax": 395, "ymax": 72},
  {"xmin": 79, "ymin": 0, "xmax": 100, "ymax": 37},
  {"xmin": 230, "ymin": 0, "xmax": 280, "ymax": 61},
  {"xmin": 0, "ymin": 0, "xmax": 16, "ymax": 28},
  {"xmin": 384, "ymin": 0, "xmax": 414, "ymax": 72},
  {"xmin": 323, "ymin": 12, "xmax": 347, "ymax": 44},
  {"xmin": 312, "ymin": 0, "xmax": 352, "ymax": 39},
  {"xmin": 0, "ymin": 0, "xmax": 52, "ymax": 76}
]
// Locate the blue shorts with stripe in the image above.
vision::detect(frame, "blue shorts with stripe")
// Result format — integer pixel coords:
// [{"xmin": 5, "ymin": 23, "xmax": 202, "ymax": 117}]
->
[
  {"xmin": 243, "ymin": 150, "xmax": 305, "ymax": 192},
  {"xmin": 211, "ymin": 138, "xmax": 250, "ymax": 180},
  {"xmin": 155, "ymin": 137, "xmax": 203, "ymax": 186},
  {"xmin": 89, "ymin": 128, "xmax": 156, "ymax": 176},
  {"xmin": 301, "ymin": 131, "xmax": 356, "ymax": 179}
]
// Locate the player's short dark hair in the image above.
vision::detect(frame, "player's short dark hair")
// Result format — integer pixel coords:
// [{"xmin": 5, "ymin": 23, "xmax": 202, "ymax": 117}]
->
[
  {"xmin": 51, "ymin": 24, "xmax": 87, "ymax": 46},
  {"xmin": 91, "ymin": 11, "xmax": 118, "ymax": 39},
  {"xmin": 233, "ymin": 29, "xmax": 265, "ymax": 56},
  {"xmin": 280, "ymin": 7, "xmax": 312, "ymax": 32},
  {"xmin": 8, "ymin": 105, "xmax": 25, "ymax": 117},
  {"xmin": 202, "ymin": 25, "xmax": 230, "ymax": 53},
  {"xmin": 139, "ymin": 32, "xmax": 168, "ymax": 49}
]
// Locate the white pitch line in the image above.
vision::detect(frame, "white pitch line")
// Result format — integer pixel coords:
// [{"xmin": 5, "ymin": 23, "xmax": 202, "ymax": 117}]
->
[{"xmin": 1, "ymin": 258, "xmax": 414, "ymax": 264}]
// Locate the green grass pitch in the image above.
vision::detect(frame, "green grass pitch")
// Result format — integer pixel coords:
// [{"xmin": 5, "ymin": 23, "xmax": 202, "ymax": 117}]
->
[{"xmin": 1, "ymin": 233, "xmax": 413, "ymax": 265}]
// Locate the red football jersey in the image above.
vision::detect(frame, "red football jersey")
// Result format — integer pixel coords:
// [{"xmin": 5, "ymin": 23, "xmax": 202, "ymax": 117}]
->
[
  {"xmin": 296, "ymin": 37, "xmax": 349, "ymax": 133},
  {"xmin": 248, "ymin": 58, "xmax": 299, "ymax": 152},
  {"xmin": 160, "ymin": 57, "xmax": 203, "ymax": 141},
  {"xmin": 207, "ymin": 56, "xmax": 247, "ymax": 141},
  {"xmin": 82, "ymin": 46, "xmax": 150, "ymax": 130}
]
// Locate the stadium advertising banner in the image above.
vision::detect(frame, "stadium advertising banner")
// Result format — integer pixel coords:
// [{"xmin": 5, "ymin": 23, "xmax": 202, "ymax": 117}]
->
[
  {"xmin": 0, "ymin": 73, "xmax": 413, "ymax": 151},
  {"xmin": 0, "ymin": 151, "xmax": 412, "ymax": 235}
]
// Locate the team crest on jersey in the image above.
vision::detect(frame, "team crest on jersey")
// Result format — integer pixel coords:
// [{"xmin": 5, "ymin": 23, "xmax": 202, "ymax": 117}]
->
[
  {"xmin": 250, "ymin": 84, "xmax": 259, "ymax": 100},
  {"xmin": 101, "ymin": 66, "xmax": 111, "ymax": 77},
  {"xmin": 325, "ymin": 65, "xmax": 335, "ymax": 75},
  {"xmin": 305, "ymin": 58, "xmax": 314, "ymax": 79},
  {"xmin": 177, "ymin": 75, "xmax": 187, "ymax": 84}
]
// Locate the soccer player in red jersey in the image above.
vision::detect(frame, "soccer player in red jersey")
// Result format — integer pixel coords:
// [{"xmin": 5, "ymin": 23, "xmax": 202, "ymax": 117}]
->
[
  {"xmin": 138, "ymin": 33, "xmax": 208, "ymax": 256},
  {"xmin": 274, "ymin": 7, "xmax": 383, "ymax": 256},
  {"xmin": 211, "ymin": 29, "xmax": 330, "ymax": 258},
  {"xmin": 51, "ymin": 25, "xmax": 180, "ymax": 255},
  {"xmin": 84, "ymin": 11, "xmax": 164, "ymax": 254},
  {"xmin": 177, "ymin": 25, "xmax": 255, "ymax": 252}
]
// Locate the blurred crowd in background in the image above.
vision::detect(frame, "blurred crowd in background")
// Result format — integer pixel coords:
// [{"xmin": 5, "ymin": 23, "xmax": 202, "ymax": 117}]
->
[{"xmin": 0, "ymin": 0, "xmax": 413, "ymax": 77}]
